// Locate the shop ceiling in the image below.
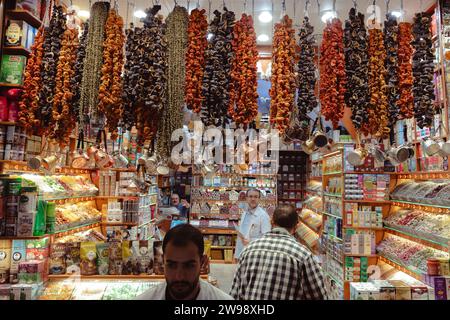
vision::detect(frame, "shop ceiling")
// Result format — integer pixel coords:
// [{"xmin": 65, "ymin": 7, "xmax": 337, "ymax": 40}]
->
[{"xmin": 70, "ymin": 0, "xmax": 435, "ymax": 47}]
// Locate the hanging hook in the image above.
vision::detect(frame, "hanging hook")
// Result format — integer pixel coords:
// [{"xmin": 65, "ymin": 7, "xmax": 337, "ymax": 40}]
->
[
  {"xmin": 196, "ymin": 0, "xmax": 200, "ymax": 9},
  {"xmin": 332, "ymin": 0, "xmax": 336, "ymax": 12},
  {"xmin": 316, "ymin": 0, "xmax": 320, "ymax": 18},
  {"xmin": 244, "ymin": 0, "xmax": 247, "ymax": 14},
  {"xmin": 352, "ymin": 0, "xmax": 357, "ymax": 9},
  {"xmin": 385, "ymin": 0, "xmax": 390, "ymax": 13},
  {"xmin": 304, "ymin": 0, "xmax": 311, "ymax": 18},
  {"xmin": 208, "ymin": 0, "xmax": 211, "ymax": 19},
  {"xmin": 187, "ymin": 0, "xmax": 190, "ymax": 10},
  {"xmin": 252, "ymin": 0, "xmax": 255, "ymax": 17},
  {"xmin": 223, "ymin": 0, "xmax": 225, "ymax": 9},
  {"xmin": 282, "ymin": 0, "xmax": 286, "ymax": 16},
  {"xmin": 293, "ymin": 0, "xmax": 296, "ymax": 21}
]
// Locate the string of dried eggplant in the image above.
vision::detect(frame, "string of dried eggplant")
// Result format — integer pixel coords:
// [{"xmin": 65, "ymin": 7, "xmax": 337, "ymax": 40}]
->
[
  {"xmin": 412, "ymin": 12, "xmax": 436, "ymax": 129},
  {"xmin": 98, "ymin": 9, "xmax": 125, "ymax": 140},
  {"xmin": 269, "ymin": 15, "xmax": 296, "ymax": 134},
  {"xmin": 19, "ymin": 27, "xmax": 44, "ymax": 133},
  {"xmin": 37, "ymin": 5, "xmax": 66, "ymax": 133},
  {"xmin": 71, "ymin": 22, "xmax": 88, "ymax": 126},
  {"xmin": 228, "ymin": 13, "xmax": 259, "ymax": 127},
  {"xmin": 200, "ymin": 8, "xmax": 235, "ymax": 128},
  {"xmin": 79, "ymin": 1, "xmax": 109, "ymax": 128},
  {"xmin": 185, "ymin": 8, "xmax": 208, "ymax": 113},
  {"xmin": 50, "ymin": 28, "xmax": 79, "ymax": 145},
  {"xmin": 320, "ymin": 18, "xmax": 346, "ymax": 129},
  {"xmin": 384, "ymin": 13, "xmax": 399, "ymax": 127},
  {"xmin": 344, "ymin": 8, "xmax": 369, "ymax": 130}
]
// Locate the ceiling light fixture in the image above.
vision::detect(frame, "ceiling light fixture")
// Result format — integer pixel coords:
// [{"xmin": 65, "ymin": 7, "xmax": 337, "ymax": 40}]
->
[
  {"xmin": 321, "ymin": 10, "xmax": 337, "ymax": 23},
  {"xmin": 258, "ymin": 11, "xmax": 272, "ymax": 23},
  {"xmin": 391, "ymin": 10, "xmax": 403, "ymax": 18},
  {"xmin": 207, "ymin": 33, "xmax": 214, "ymax": 41},
  {"xmin": 134, "ymin": 10, "xmax": 147, "ymax": 19},
  {"xmin": 78, "ymin": 10, "xmax": 90, "ymax": 18},
  {"xmin": 257, "ymin": 34, "xmax": 270, "ymax": 42}
]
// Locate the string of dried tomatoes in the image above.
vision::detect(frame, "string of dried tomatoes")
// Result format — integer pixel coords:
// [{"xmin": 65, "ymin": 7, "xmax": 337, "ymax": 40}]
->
[{"xmin": 397, "ymin": 22, "xmax": 414, "ymax": 120}]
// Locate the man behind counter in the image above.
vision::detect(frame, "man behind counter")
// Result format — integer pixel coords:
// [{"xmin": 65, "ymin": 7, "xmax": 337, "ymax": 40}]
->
[{"xmin": 170, "ymin": 193, "xmax": 190, "ymax": 218}]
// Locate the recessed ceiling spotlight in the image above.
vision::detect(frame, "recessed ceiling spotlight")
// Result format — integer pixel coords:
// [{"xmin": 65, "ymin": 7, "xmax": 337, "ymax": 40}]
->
[
  {"xmin": 391, "ymin": 11, "xmax": 403, "ymax": 18},
  {"xmin": 134, "ymin": 10, "xmax": 147, "ymax": 19},
  {"xmin": 78, "ymin": 10, "xmax": 90, "ymax": 18},
  {"xmin": 321, "ymin": 11, "xmax": 337, "ymax": 23},
  {"xmin": 257, "ymin": 34, "xmax": 270, "ymax": 42},
  {"xmin": 258, "ymin": 11, "xmax": 272, "ymax": 23}
]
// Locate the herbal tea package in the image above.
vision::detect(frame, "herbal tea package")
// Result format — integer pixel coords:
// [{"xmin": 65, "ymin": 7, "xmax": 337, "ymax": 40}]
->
[{"xmin": 80, "ymin": 242, "xmax": 98, "ymax": 275}]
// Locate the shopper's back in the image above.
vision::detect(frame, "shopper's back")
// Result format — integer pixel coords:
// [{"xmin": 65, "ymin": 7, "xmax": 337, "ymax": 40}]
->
[{"xmin": 230, "ymin": 205, "xmax": 328, "ymax": 300}]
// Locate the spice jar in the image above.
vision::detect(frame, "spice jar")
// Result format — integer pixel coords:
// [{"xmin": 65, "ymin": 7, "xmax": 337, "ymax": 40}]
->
[{"xmin": 427, "ymin": 258, "xmax": 440, "ymax": 276}]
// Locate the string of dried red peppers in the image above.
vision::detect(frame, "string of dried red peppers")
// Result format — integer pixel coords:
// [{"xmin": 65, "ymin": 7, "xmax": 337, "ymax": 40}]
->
[
  {"xmin": 319, "ymin": 18, "xmax": 346, "ymax": 129},
  {"xmin": 185, "ymin": 8, "xmax": 208, "ymax": 114},
  {"xmin": 269, "ymin": 15, "xmax": 296, "ymax": 134},
  {"xmin": 228, "ymin": 13, "xmax": 259, "ymax": 127},
  {"xmin": 397, "ymin": 22, "xmax": 414, "ymax": 120}
]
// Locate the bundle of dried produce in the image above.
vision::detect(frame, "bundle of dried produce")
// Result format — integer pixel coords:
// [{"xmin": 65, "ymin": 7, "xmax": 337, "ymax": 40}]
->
[
  {"xmin": 228, "ymin": 13, "xmax": 259, "ymax": 127},
  {"xmin": 384, "ymin": 13, "xmax": 399, "ymax": 127},
  {"xmin": 269, "ymin": 15, "xmax": 296, "ymax": 134},
  {"xmin": 200, "ymin": 8, "xmax": 235, "ymax": 128},
  {"xmin": 344, "ymin": 8, "xmax": 369, "ymax": 130},
  {"xmin": 363, "ymin": 27, "xmax": 389, "ymax": 138},
  {"xmin": 123, "ymin": 5, "xmax": 167, "ymax": 147},
  {"xmin": 296, "ymin": 16, "xmax": 317, "ymax": 131},
  {"xmin": 397, "ymin": 22, "xmax": 414, "ymax": 120},
  {"xmin": 98, "ymin": 9, "xmax": 125, "ymax": 140},
  {"xmin": 320, "ymin": 18, "xmax": 346, "ymax": 129},
  {"xmin": 185, "ymin": 8, "xmax": 208, "ymax": 113},
  {"xmin": 19, "ymin": 27, "xmax": 44, "ymax": 133},
  {"xmin": 412, "ymin": 12, "xmax": 436, "ymax": 129},
  {"xmin": 37, "ymin": 5, "xmax": 66, "ymax": 133},
  {"xmin": 50, "ymin": 28, "xmax": 79, "ymax": 145},
  {"xmin": 79, "ymin": 1, "xmax": 109, "ymax": 127},
  {"xmin": 71, "ymin": 22, "xmax": 88, "ymax": 126}
]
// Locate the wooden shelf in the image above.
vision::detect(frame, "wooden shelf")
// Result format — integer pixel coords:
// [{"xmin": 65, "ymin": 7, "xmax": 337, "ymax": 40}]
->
[
  {"xmin": 199, "ymin": 228, "xmax": 237, "ymax": 235},
  {"xmin": 322, "ymin": 212, "xmax": 342, "ymax": 220},
  {"xmin": 6, "ymin": 9, "xmax": 43, "ymax": 28},
  {"xmin": 0, "ymin": 82, "xmax": 23, "ymax": 88},
  {"xmin": 396, "ymin": 171, "xmax": 450, "ymax": 180},
  {"xmin": 96, "ymin": 196, "xmax": 139, "ymax": 200},
  {"xmin": 211, "ymin": 246, "xmax": 235, "ymax": 249},
  {"xmin": 210, "ymin": 260, "xmax": 235, "ymax": 264},
  {"xmin": 344, "ymin": 254, "xmax": 377, "ymax": 258},
  {"xmin": 310, "ymin": 176, "xmax": 322, "ymax": 180},
  {"xmin": 102, "ymin": 222, "xmax": 138, "ymax": 227},
  {"xmin": 391, "ymin": 200, "xmax": 450, "ymax": 212},
  {"xmin": 191, "ymin": 214, "xmax": 240, "ymax": 220},
  {"xmin": 192, "ymin": 199, "xmax": 276, "ymax": 203},
  {"xmin": 51, "ymin": 222, "xmax": 101, "ymax": 238},
  {"xmin": 345, "ymin": 171, "xmax": 397, "ymax": 175},
  {"xmin": 48, "ymin": 274, "xmax": 209, "ymax": 280},
  {"xmin": 0, "ymin": 235, "xmax": 48, "ymax": 240},
  {"xmin": 278, "ymin": 198, "xmax": 302, "ymax": 201},
  {"xmin": 343, "ymin": 226, "xmax": 384, "ymax": 231},
  {"xmin": 322, "ymin": 172, "xmax": 343, "ymax": 176},
  {"xmin": 323, "ymin": 193, "xmax": 342, "ymax": 198},
  {"xmin": 194, "ymin": 186, "xmax": 276, "ymax": 190},
  {"xmin": 343, "ymin": 200, "xmax": 390, "ymax": 204},
  {"xmin": 3, "ymin": 46, "xmax": 31, "ymax": 56},
  {"xmin": 43, "ymin": 196, "xmax": 97, "ymax": 205}
]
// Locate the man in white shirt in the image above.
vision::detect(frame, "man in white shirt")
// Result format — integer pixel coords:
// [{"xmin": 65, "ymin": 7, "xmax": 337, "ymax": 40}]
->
[
  {"xmin": 234, "ymin": 189, "xmax": 271, "ymax": 260},
  {"xmin": 136, "ymin": 224, "xmax": 233, "ymax": 300}
]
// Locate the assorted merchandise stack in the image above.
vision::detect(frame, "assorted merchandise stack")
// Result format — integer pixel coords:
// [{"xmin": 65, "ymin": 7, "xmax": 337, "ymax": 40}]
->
[{"xmin": 190, "ymin": 164, "xmax": 277, "ymax": 262}]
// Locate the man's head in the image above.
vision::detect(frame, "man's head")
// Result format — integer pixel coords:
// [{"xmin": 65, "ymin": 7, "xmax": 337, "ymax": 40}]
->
[
  {"xmin": 162, "ymin": 224, "xmax": 205, "ymax": 300},
  {"xmin": 272, "ymin": 205, "xmax": 299, "ymax": 234},
  {"xmin": 171, "ymin": 193, "xmax": 180, "ymax": 206},
  {"xmin": 246, "ymin": 188, "xmax": 261, "ymax": 209}
]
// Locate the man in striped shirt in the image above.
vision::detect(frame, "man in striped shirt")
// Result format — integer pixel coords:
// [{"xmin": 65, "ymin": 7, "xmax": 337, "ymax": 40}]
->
[{"xmin": 230, "ymin": 205, "xmax": 328, "ymax": 300}]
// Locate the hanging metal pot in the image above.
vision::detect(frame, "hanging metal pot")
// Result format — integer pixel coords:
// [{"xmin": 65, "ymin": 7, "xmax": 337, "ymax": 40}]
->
[
  {"xmin": 347, "ymin": 147, "xmax": 368, "ymax": 166},
  {"xmin": 112, "ymin": 135, "xmax": 129, "ymax": 168},
  {"xmin": 437, "ymin": 139, "xmax": 450, "ymax": 156},
  {"xmin": 312, "ymin": 130, "xmax": 328, "ymax": 148},
  {"xmin": 94, "ymin": 130, "xmax": 114, "ymax": 169},
  {"xmin": 27, "ymin": 137, "xmax": 48, "ymax": 170},
  {"xmin": 386, "ymin": 145, "xmax": 409, "ymax": 164},
  {"xmin": 301, "ymin": 139, "xmax": 315, "ymax": 155},
  {"xmin": 369, "ymin": 144, "xmax": 386, "ymax": 163},
  {"xmin": 71, "ymin": 131, "xmax": 89, "ymax": 169},
  {"xmin": 422, "ymin": 137, "xmax": 440, "ymax": 156}
]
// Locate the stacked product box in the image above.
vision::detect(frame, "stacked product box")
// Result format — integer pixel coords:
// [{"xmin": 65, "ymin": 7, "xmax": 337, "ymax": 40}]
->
[
  {"xmin": 0, "ymin": 55, "xmax": 27, "ymax": 85},
  {"xmin": 98, "ymin": 171, "xmax": 116, "ymax": 196},
  {"xmin": 3, "ymin": 19, "xmax": 37, "ymax": 50},
  {"xmin": 344, "ymin": 204, "xmax": 383, "ymax": 228},
  {"xmin": 424, "ymin": 275, "xmax": 450, "ymax": 300},
  {"xmin": 324, "ymin": 216, "xmax": 343, "ymax": 239},
  {"xmin": 118, "ymin": 172, "xmax": 137, "ymax": 196},
  {"xmin": 350, "ymin": 280, "xmax": 436, "ymax": 300},
  {"xmin": 344, "ymin": 257, "xmax": 368, "ymax": 282},
  {"xmin": 345, "ymin": 174, "xmax": 390, "ymax": 201},
  {"xmin": 1, "ymin": 125, "xmax": 27, "ymax": 161},
  {"xmin": 344, "ymin": 229, "xmax": 376, "ymax": 256},
  {"xmin": 104, "ymin": 201, "xmax": 123, "ymax": 223}
]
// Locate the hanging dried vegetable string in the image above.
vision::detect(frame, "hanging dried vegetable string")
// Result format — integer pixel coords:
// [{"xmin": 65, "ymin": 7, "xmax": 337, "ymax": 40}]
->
[
  {"xmin": 296, "ymin": 16, "xmax": 317, "ymax": 129},
  {"xmin": 19, "ymin": 27, "xmax": 44, "ymax": 133},
  {"xmin": 50, "ymin": 28, "xmax": 79, "ymax": 146},
  {"xmin": 344, "ymin": 8, "xmax": 369, "ymax": 130},
  {"xmin": 98, "ymin": 9, "xmax": 125, "ymax": 140},
  {"xmin": 79, "ymin": 1, "xmax": 109, "ymax": 128},
  {"xmin": 363, "ymin": 27, "xmax": 389, "ymax": 138},
  {"xmin": 72, "ymin": 22, "xmax": 88, "ymax": 127},
  {"xmin": 228, "ymin": 13, "xmax": 259, "ymax": 127},
  {"xmin": 397, "ymin": 22, "xmax": 414, "ymax": 120},
  {"xmin": 185, "ymin": 8, "xmax": 208, "ymax": 113},
  {"xmin": 319, "ymin": 18, "xmax": 346, "ymax": 129},
  {"xmin": 384, "ymin": 13, "xmax": 399, "ymax": 127},
  {"xmin": 37, "ymin": 5, "xmax": 66, "ymax": 133},
  {"xmin": 124, "ymin": 5, "xmax": 167, "ymax": 149},
  {"xmin": 412, "ymin": 12, "xmax": 436, "ymax": 129},
  {"xmin": 269, "ymin": 15, "xmax": 296, "ymax": 134},
  {"xmin": 200, "ymin": 8, "xmax": 235, "ymax": 128}
]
